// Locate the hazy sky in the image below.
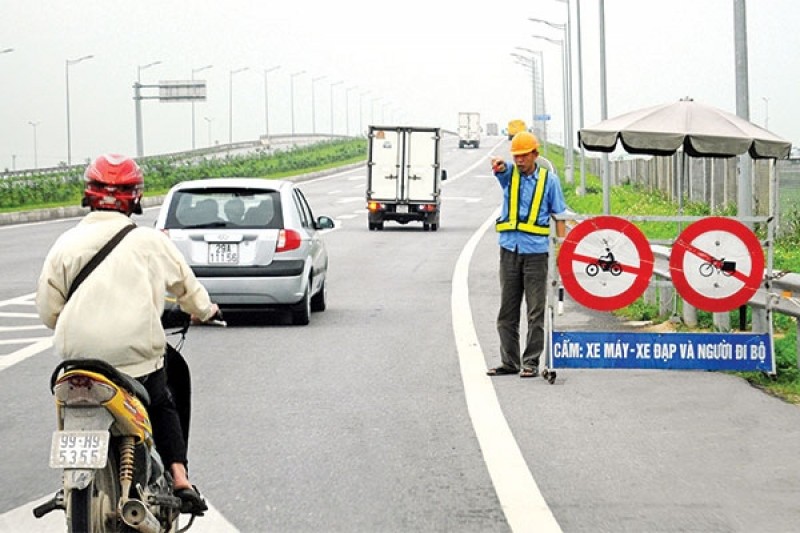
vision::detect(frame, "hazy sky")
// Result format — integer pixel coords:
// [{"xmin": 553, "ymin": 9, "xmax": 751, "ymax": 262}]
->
[{"xmin": 0, "ymin": 0, "xmax": 795, "ymax": 170}]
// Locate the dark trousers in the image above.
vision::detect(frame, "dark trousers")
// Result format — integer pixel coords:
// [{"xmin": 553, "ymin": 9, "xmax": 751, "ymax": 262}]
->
[
  {"xmin": 497, "ymin": 247, "xmax": 548, "ymax": 371},
  {"xmin": 137, "ymin": 366, "xmax": 188, "ymax": 468}
]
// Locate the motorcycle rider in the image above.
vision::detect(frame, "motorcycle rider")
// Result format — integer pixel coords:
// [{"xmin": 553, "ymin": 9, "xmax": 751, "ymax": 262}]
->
[{"xmin": 36, "ymin": 153, "xmax": 217, "ymax": 515}]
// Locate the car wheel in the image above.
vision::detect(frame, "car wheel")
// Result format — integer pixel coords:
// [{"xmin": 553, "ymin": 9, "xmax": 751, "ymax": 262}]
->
[
  {"xmin": 291, "ymin": 285, "xmax": 311, "ymax": 325},
  {"xmin": 310, "ymin": 279, "xmax": 327, "ymax": 312}
]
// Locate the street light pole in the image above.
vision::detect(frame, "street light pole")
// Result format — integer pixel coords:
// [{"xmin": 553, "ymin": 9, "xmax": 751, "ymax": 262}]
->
[
  {"xmin": 311, "ymin": 75, "xmax": 326, "ymax": 134},
  {"xmin": 531, "ymin": 34, "xmax": 570, "ymax": 172},
  {"xmin": 290, "ymin": 70, "xmax": 306, "ymax": 136},
  {"xmin": 28, "ymin": 121, "xmax": 40, "ymax": 169},
  {"xmin": 65, "ymin": 54, "xmax": 93, "ymax": 166},
  {"xmin": 531, "ymin": 16, "xmax": 573, "ymax": 184},
  {"xmin": 191, "ymin": 64, "xmax": 212, "ymax": 150},
  {"xmin": 371, "ymin": 97, "xmax": 382, "ymax": 125},
  {"xmin": 345, "ymin": 86, "xmax": 357, "ymax": 136},
  {"xmin": 359, "ymin": 91, "xmax": 370, "ymax": 137},
  {"xmin": 574, "ymin": 0, "xmax": 587, "ymax": 195},
  {"xmin": 762, "ymin": 96, "xmax": 769, "ymax": 130},
  {"xmin": 137, "ymin": 60, "xmax": 162, "ymax": 83},
  {"xmin": 263, "ymin": 65, "xmax": 280, "ymax": 137},
  {"xmin": 329, "ymin": 81, "xmax": 343, "ymax": 134},
  {"xmin": 229, "ymin": 67, "xmax": 249, "ymax": 144},
  {"xmin": 135, "ymin": 61, "xmax": 162, "ymax": 157},
  {"xmin": 204, "ymin": 116, "xmax": 213, "ymax": 147}
]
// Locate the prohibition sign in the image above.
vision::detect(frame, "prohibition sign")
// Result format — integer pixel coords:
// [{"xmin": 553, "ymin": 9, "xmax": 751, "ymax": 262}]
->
[
  {"xmin": 669, "ymin": 217, "xmax": 764, "ymax": 313},
  {"xmin": 558, "ymin": 216, "xmax": 654, "ymax": 311}
]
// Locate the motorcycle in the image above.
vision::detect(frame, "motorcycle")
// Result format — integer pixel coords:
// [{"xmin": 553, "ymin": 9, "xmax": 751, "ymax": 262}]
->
[{"xmin": 33, "ymin": 307, "xmax": 223, "ymax": 532}]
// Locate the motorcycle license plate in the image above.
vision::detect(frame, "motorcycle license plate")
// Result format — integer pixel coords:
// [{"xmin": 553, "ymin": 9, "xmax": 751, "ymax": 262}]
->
[{"xmin": 49, "ymin": 430, "xmax": 109, "ymax": 469}]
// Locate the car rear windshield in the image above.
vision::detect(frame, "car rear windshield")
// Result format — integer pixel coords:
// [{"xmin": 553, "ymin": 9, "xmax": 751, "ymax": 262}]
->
[{"xmin": 164, "ymin": 188, "xmax": 283, "ymax": 230}]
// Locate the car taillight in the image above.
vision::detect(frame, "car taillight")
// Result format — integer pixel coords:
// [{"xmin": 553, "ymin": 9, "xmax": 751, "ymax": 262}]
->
[
  {"xmin": 54, "ymin": 375, "xmax": 116, "ymax": 405},
  {"xmin": 276, "ymin": 229, "xmax": 302, "ymax": 252},
  {"xmin": 367, "ymin": 201, "xmax": 384, "ymax": 212}
]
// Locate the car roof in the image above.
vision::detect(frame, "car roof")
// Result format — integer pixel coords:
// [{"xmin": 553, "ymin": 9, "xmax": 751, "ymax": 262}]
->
[{"xmin": 168, "ymin": 178, "xmax": 292, "ymax": 191}]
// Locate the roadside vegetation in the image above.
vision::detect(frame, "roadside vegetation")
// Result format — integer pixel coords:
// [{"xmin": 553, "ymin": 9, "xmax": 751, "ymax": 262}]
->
[{"xmin": 0, "ymin": 138, "xmax": 367, "ymax": 212}]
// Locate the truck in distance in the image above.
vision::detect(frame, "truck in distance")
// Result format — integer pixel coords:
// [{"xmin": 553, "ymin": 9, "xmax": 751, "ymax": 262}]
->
[{"xmin": 458, "ymin": 112, "xmax": 481, "ymax": 149}]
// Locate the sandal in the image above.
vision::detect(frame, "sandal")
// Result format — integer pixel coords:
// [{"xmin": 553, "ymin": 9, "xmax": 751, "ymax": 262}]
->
[
  {"xmin": 486, "ymin": 366, "xmax": 519, "ymax": 376},
  {"xmin": 520, "ymin": 368, "xmax": 539, "ymax": 378}
]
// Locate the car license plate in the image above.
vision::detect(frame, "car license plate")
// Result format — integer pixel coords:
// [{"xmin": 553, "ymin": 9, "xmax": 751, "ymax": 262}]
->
[
  {"xmin": 208, "ymin": 243, "xmax": 239, "ymax": 264},
  {"xmin": 397, "ymin": 205, "xmax": 408, "ymax": 214},
  {"xmin": 49, "ymin": 430, "xmax": 109, "ymax": 469}
]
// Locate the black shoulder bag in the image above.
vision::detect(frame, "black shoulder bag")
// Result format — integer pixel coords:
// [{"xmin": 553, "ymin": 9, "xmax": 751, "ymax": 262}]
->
[{"xmin": 65, "ymin": 223, "xmax": 136, "ymax": 302}]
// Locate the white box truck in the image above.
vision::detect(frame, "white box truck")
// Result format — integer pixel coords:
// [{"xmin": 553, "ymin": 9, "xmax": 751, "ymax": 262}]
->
[
  {"xmin": 366, "ymin": 126, "xmax": 447, "ymax": 231},
  {"xmin": 458, "ymin": 112, "xmax": 481, "ymax": 148}
]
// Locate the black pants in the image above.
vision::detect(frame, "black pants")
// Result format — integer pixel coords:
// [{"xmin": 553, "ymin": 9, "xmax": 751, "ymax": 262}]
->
[
  {"xmin": 497, "ymin": 247, "xmax": 548, "ymax": 371},
  {"xmin": 137, "ymin": 366, "xmax": 188, "ymax": 468}
]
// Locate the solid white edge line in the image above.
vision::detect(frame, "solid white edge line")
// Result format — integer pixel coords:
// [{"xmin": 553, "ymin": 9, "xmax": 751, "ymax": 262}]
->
[
  {"xmin": 451, "ymin": 207, "xmax": 561, "ymax": 533},
  {"xmin": 0, "ymin": 337, "xmax": 53, "ymax": 372}
]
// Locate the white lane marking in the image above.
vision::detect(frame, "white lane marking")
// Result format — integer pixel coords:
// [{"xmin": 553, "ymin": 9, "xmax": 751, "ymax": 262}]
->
[
  {"xmin": 0, "ymin": 292, "xmax": 37, "ymax": 306},
  {"xmin": 451, "ymin": 208, "xmax": 562, "ymax": 533},
  {"xmin": 0, "ymin": 325, "xmax": 47, "ymax": 332},
  {"xmin": 0, "ymin": 494, "xmax": 240, "ymax": 532},
  {"xmin": 0, "ymin": 337, "xmax": 51, "ymax": 346},
  {"xmin": 0, "ymin": 337, "xmax": 53, "ymax": 372},
  {"xmin": 0, "ymin": 312, "xmax": 40, "ymax": 318},
  {"xmin": 337, "ymin": 197, "xmax": 364, "ymax": 204}
]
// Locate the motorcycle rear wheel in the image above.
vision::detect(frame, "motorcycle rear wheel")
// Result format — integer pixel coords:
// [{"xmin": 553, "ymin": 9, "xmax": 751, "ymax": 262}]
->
[{"xmin": 66, "ymin": 452, "xmax": 128, "ymax": 532}]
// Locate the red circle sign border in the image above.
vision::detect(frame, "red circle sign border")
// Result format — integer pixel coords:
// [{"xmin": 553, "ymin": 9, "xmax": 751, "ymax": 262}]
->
[
  {"xmin": 558, "ymin": 216, "xmax": 654, "ymax": 311},
  {"xmin": 669, "ymin": 217, "xmax": 764, "ymax": 313}
]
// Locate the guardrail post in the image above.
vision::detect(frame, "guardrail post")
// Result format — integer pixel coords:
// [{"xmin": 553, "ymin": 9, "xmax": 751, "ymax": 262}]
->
[
  {"xmin": 797, "ymin": 321, "xmax": 800, "ymax": 370},
  {"xmin": 644, "ymin": 281, "xmax": 657, "ymax": 306},
  {"xmin": 659, "ymin": 285, "xmax": 673, "ymax": 318},
  {"xmin": 683, "ymin": 301, "xmax": 697, "ymax": 328},
  {"xmin": 751, "ymin": 309, "xmax": 768, "ymax": 333},
  {"xmin": 713, "ymin": 312, "xmax": 731, "ymax": 332}
]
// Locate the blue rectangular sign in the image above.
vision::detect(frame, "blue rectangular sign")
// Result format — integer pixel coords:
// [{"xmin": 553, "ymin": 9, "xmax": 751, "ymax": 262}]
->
[
  {"xmin": 534, "ymin": 114, "xmax": 551, "ymax": 121},
  {"xmin": 551, "ymin": 331, "xmax": 772, "ymax": 371}
]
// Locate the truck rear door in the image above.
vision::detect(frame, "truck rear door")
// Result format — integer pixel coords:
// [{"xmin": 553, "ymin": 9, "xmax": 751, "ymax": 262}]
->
[
  {"xmin": 405, "ymin": 128, "xmax": 440, "ymax": 203},
  {"xmin": 368, "ymin": 128, "xmax": 403, "ymax": 201}
]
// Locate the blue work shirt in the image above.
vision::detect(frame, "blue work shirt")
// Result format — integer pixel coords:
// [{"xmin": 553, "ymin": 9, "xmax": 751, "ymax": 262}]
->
[{"xmin": 495, "ymin": 161, "xmax": 568, "ymax": 254}]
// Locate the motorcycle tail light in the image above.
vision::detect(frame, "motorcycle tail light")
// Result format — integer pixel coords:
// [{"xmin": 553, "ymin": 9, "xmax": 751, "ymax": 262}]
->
[
  {"xmin": 54, "ymin": 375, "xmax": 116, "ymax": 405},
  {"xmin": 276, "ymin": 229, "xmax": 302, "ymax": 252}
]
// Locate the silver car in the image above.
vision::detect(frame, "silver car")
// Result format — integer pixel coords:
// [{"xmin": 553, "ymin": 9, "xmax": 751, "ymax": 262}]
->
[{"xmin": 155, "ymin": 178, "xmax": 334, "ymax": 325}]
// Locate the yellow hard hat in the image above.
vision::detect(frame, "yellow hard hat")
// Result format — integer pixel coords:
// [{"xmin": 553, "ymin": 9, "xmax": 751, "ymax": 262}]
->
[{"xmin": 510, "ymin": 131, "xmax": 539, "ymax": 155}]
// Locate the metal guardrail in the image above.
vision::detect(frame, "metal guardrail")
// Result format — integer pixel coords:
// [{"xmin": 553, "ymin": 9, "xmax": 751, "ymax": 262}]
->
[{"xmin": 0, "ymin": 134, "xmax": 352, "ymax": 179}]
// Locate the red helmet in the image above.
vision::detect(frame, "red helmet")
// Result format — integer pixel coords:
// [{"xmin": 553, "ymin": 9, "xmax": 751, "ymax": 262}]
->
[{"xmin": 82, "ymin": 154, "xmax": 144, "ymax": 215}]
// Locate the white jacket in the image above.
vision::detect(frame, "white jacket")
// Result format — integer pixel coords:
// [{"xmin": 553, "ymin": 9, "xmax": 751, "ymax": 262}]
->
[{"xmin": 36, "ymin": 211, "xmax": 214, "ymax": 377}]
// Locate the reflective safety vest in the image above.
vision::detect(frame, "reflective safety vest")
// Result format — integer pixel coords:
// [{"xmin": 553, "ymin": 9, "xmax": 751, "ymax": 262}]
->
[{"xmin": 495, "ymin": 165, "xmax": 549, "ymax": 235}]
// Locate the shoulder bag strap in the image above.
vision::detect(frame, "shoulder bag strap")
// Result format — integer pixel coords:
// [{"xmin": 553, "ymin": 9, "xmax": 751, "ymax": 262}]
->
[{"xmin": 66, "ymin": 223, "xmax": 137, "ymax": 302}]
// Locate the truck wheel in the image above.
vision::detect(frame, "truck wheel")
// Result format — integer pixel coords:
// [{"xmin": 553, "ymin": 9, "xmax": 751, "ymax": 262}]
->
[
  {"xmin": 432, "ymin": 223, "xmax": 439, "ymax": 231},
  {"xmin": 423, "ymin": 222, "xmax": 430, "ymax": 231},
  {"xmin": 377, "ymin": 222, "xmax": 384, "ymax": 231}
]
